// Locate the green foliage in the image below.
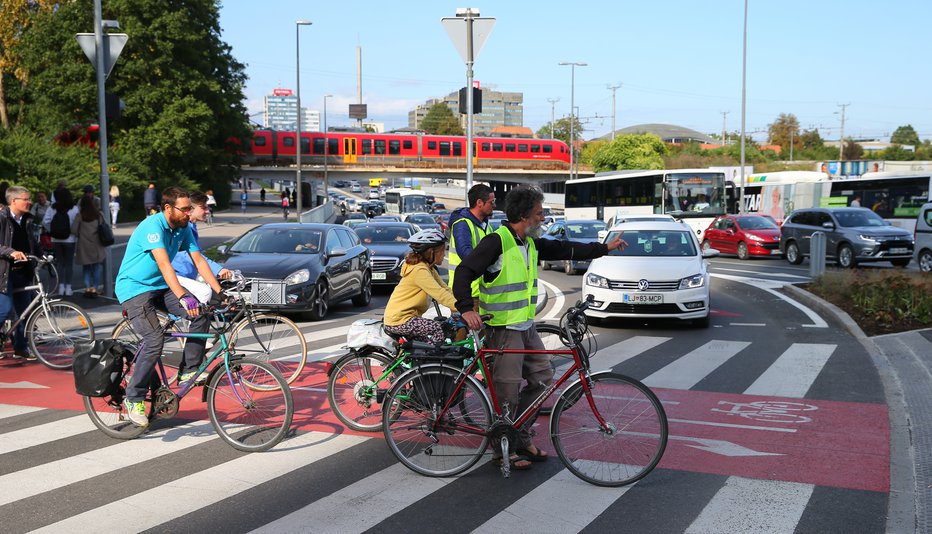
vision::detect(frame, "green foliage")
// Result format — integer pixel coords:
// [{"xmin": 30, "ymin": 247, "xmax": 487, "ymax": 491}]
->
[
  {"xmin": 842, "ymin": 140, "xmax": 864, "ymax": 161},
  {"xmin": 767, "ymin": 113, "xmax": 800, "ymax": 158},
  {"xmin": 810, "ymin": 270, "xmax": 932, "ymax": 332},
  {"xmin": 578, "ymin": 139, "xmax": 606, "ymax": 166},
  {"xmin": 879, "ymin": 144, "xmax": 915, "ymax": 161},
  {"xmin": 535, "ymin": 116, "xmax": 584, "ymax": 145},
  {"xmin": 890, "ymin": 124, "xmax": 920, "ymax": 147},
  {"xmin": 589, "ymin": 134, "xmax": 666, "ymax": 172},
  {"xmin": 420, "ymin": 103, "xmax": 463, "ymax": 135}
]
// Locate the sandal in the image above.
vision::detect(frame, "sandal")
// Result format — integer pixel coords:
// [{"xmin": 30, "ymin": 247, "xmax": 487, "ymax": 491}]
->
[
  {"xmin": 515, "ymin": 445, "xmax": 548, "ymax": 462},
  {"xmin": 493, "ymin": 454, "xmax": 532, "ymax": 470}
]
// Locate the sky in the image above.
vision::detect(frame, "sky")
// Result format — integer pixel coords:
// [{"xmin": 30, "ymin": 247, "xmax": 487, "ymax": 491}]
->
[{"xmin": 218, "ymin": 1, "xmax": 932, "ymax": 143}]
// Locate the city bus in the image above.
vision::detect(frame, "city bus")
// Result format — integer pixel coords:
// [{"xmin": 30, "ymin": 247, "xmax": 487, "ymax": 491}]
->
[
  {"xmin": 384, "ymin": 188, "xmax": 429, "ymax": 216},
  {"xmin": 565, "ymin": 168, "xmax": 727, "ymax": 238}
]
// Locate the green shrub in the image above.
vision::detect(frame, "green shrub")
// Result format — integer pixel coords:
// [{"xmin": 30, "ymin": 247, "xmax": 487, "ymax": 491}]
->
[{"xmin": 810, "ymin": 270, "xmax": 932, "ymax": 325}]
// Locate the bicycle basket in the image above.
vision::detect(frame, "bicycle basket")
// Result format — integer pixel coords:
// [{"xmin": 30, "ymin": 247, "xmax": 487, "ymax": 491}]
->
[{"xmin": 247, "ymin": 279, "xmax": 287, "ymax": 306}]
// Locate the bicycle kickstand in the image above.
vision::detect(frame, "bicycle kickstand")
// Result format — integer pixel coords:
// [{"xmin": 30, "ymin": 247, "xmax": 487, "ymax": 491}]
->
[{"xmin": 500, "ymin": 436, "xmax": 510, "ymax": 478}]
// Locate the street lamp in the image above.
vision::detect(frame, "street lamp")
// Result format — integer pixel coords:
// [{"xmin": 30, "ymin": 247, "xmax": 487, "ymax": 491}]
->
[
  {"xmin": 295, "ymin": 19, "xmax": 312, "ymax": 222},
  {"xmin": 323, "ymin": 94, "xmax": 332, "ymax": 199},
  {"xmin": 559, "ymin": 61, "xmax": 586, "ymax": 181}
]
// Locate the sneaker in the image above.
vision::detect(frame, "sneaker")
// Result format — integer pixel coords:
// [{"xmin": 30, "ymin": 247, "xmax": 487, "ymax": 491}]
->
[
  {"xmin": 14, "ymin": 350, "xmax": 36, "ymax": 362},
  {"xmin": 122, "ymin": 399, "xmax": 149, "ymax": 427},
  {"xmin": 177, "ymin": 370, "xmax": 208, "ymax": 386}
]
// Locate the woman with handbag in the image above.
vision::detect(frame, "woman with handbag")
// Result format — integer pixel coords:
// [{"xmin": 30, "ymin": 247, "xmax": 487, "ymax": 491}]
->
[{"xmin": 72, "ymin": 196, "xmax": 106, "ymax": 298}]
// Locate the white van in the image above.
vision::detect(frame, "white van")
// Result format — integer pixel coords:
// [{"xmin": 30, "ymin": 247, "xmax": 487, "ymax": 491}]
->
[{"xmin": 915, "ymin": 202, "xmax": 932, "ymax": 272}]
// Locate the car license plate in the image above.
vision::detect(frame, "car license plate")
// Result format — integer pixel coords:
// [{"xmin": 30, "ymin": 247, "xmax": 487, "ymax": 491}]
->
[
  {"xmin": 372, "ymin": 272, "xmax": 387, "ymax": 280},
  {"xmin": 889, "ymin": 247, "xmax": 908, "ymax": 254},
  {"xmin": 771, "ymin": 249, "xmax": 782, "ymax": 255},
  {"xmin": 623, "ymin": 293, "xmax": 662, "ymax": 304}
]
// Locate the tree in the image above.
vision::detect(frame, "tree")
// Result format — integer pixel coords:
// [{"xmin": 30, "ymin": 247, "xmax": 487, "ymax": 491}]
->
[
  {"xmin": 420, "ymin": 103, "xmax": 462, "ymax": 135},
  {"xmin": 890, "ymin": 124, "xmax": 920, "ymax": 148},
  {"xmin": 799, "ymin": 128, "xmax": 824, "ymax": 149},
  {"xmin": 589, "ymin": 134, "xmax": 666, "ymax": 172},
  {"xmin": 880, "ymin": 144, "xmax": 915, "ymax": 161},
  {"xmin": 842, "ymin": 140, "xmax": 864, "ymax": 161},
  {"xmin": 767, "ymin": 113, "xmax": 800, "ymax": 158},
  {"xmin": 0, "ymin": 1, "xmax": 56, "ymax": 129},
  {"xmin": 535, "ymin": 116, "xmax": 583, "ymax": 145}
]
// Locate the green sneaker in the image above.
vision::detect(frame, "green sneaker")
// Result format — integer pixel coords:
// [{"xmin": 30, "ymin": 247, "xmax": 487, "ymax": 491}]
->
[
  {"xmin": 177, "ymin": 370, "xmax": 207, "ymax": 386},
  {"xmin": 122, "ymin": 399, "xmax": 149, "ymax": 427}
]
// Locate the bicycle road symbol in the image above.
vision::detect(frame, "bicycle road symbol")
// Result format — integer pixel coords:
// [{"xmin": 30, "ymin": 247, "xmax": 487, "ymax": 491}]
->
[{"xmin": 711, "ymin": 400, "xmax": 818, "ymax": 424}]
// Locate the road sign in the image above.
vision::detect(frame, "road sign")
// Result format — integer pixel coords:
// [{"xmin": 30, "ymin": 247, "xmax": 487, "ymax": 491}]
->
[
  {"xmin": 441, "ymin": 17, "xmax": 495, "ymax": 64},
  {"xmin": 75, "ymin": 33, "xmax": 128, "ymax": 79}
]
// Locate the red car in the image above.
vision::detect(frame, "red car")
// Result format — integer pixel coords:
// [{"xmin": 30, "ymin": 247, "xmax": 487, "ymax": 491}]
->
[{"xmin": 702, "ymin": 214, "xmax": 782, "ymax": 259}]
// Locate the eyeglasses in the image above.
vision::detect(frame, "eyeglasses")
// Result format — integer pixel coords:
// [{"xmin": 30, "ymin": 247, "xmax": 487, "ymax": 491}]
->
[
  {"xmin": 13, "ymin": 197, "xmax": 31, "ymax": 203},
  {"xmin": 170, "ymin": 204, "xmax": 193, "ymax": 213}
]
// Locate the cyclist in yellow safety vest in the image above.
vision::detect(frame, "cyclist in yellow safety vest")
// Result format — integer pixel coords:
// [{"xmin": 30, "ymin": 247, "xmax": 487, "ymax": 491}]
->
[
  {"xmin": 453, "ymin": 186, "xmax": 627, "ymax": 471},
  {"xmin": 446, "ymin": 184, "xmax": 495, "ymax": 311}
]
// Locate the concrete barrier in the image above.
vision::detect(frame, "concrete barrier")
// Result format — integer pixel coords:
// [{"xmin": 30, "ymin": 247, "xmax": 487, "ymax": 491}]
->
[{"xmin": 300, "ymin": 201, "xmax": 336, "ymax": 223}]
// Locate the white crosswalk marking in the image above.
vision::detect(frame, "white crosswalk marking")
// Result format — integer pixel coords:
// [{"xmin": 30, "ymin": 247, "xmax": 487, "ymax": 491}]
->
[
  {"xmin": 685, "ymin": 476, "xmax": 814, "ymax": 533},
  {"xmin": 31, "ymin": 431, "xmax": 367, "ymax": 533},
  {"xmin": 0, "ymin": 403, "xmax": 43, "ymax": 419},
  {"xmin": 643, "ymin": 340, "xmax": 751, "ymax": 390},
  {"xmin": 591, "ymin": 336, "xmax": 671, "ymax": 371},
  {"xmin": 744, "ymin": 343, "xmax": 837, "ymax": 397},
  {"xmin": 0, "ymin": 415, "xmax": 95, "ymax": 454}
]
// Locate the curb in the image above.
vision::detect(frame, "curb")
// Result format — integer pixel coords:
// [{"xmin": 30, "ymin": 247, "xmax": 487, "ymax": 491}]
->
[
  {"xmin": 535, "ymin": 284, "xmax": 548, "ymax": 315},
  {"xmin": 782, "ymin": 284, "xmax": 915, "ymax": 533}
]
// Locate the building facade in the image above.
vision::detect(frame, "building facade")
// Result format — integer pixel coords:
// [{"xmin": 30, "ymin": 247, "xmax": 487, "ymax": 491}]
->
[
  {"xmin": 409, "ymin": 88, "xmax": 524, "ymax": 136},
  {"xmin": 264, "ymin": 88, "xmax": 320, "ymax": 132}
]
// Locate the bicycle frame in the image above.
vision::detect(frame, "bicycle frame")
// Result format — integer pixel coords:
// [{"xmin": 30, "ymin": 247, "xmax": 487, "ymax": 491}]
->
[{"xmin": 3, "ymin": 269, "xmax": 71, "ymax": 341}]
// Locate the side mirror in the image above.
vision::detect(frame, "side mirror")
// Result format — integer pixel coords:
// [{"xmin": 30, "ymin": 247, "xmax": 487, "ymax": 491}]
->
[
  {"xmin": 559, "ymin": 228, "xmax": 567, "ymax": 239},
  {"xmin": 328, "ymin": 247, "xmax": 347, "ymax": 258},
  {"xmin": 597, "ymin": 230, "xmax": 608, "ymax": 242},
  {"xmin": 822, "ymin": 222, "xmax": 835, "ymax": 230},
  {"xmin": 217, "ymin": 245, "xmax": 227, "ymax": 255},
  {"xmin": 726, "ymin": 228, "xmax": 735, "ymax": 235}
]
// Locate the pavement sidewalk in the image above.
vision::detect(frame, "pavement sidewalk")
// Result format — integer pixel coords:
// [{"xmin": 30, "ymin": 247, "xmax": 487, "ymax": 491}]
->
[{"xmin": 784, "ymin": 284, "xmax": 931, "ymax": 534}]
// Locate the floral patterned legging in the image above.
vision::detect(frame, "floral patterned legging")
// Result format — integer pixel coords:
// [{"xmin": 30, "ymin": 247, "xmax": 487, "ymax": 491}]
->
[{"xmin": 383, "ymin": 316, "xmax": 445, "ymax": 344}]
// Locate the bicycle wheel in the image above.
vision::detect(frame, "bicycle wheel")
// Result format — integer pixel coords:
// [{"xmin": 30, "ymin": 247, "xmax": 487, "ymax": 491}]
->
[
  {"xmin": 27, "ymin": 301, "xmax": 95, "ymax": 369},
  {"xmin": 228, "ymin": 313, "xmax": 307, "ymax": 385},
  {"xmin": 83, "ymin": 354, "xmax": 148, "ymax": 439},
  {"xmin": 39, "ymin": 261, "xmax": 59, "ymax": 295},
  {"xmin": 536, "ymin": 323, "xmax": 572, "ymax": 416},
  {"xmin": 550, "ymin": 371, "xmax": 667, "ymax": 487},
  {"xmin": 110, "ymin": 314, "xmax": 186, "ymax": 384},
  {"xmin": 207, "ymin": 358, "xmax": 294, "ymax": 452},
  {"xmin": 327, "ymin": 348, "xmax": 396, "ymax": 432},
  {"xmin": 383, "ymin": 365, "xmax": 491, "ymax": 477}
]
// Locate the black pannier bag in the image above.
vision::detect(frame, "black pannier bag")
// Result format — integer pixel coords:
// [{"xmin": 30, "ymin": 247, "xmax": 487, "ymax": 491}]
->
[{"xmin": 73, "ymin": 340, "xmax": 133, "ymax": 397}]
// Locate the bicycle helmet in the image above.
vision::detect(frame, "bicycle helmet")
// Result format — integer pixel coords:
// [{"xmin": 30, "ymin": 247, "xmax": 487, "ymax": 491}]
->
[{"xmin": 408, "ymin": 228, "xmax": 447, "ymax": 253}]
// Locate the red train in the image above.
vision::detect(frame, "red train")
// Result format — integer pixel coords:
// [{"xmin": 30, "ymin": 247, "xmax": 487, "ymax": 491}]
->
[{"xmin": 247, "ymin": 129, "xmax": 571, "ymax": 170}]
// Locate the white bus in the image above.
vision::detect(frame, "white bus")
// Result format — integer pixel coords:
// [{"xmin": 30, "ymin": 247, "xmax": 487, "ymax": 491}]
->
[
  {"xmin": 565, "ymin": 168, "xmax": 727, "ymax": 238},
  {"xmin": 384, "ymin": 188, "xmax": 429, "ymax": 216}
]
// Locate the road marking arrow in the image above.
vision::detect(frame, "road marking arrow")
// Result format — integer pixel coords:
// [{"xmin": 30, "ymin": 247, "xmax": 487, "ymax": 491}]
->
[
  {"xmin": 671, "ymin": 435, "xmax": 783, "ymax": 457},
  {"xmin": 0, "ymin": 381, "xmax": 50, "ymax": 389}
]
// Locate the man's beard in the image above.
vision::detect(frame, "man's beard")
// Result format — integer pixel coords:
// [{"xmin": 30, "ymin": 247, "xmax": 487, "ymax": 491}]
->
[{"xmin": 526, "ymin": 223, "xmax": 543, "ymax": 239}]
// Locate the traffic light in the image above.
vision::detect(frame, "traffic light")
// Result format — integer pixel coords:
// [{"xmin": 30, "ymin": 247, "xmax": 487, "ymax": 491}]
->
[
  {"xmin": 105, "ymin": 92, "xmax": 124, "ymax": 122},
  {"xmin": 458, "ymin": 86, "xmax": 482, "ymax": 114}
]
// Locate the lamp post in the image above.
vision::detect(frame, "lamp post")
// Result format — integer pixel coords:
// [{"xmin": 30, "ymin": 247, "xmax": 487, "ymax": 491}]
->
[
  {"xmin": 295, "ymin": 19, "xmax": 312, "ymax": 222},
  {"xmin": 547, "ymin": 97, "xmax": 559, "ymax": 139},
  {"xmin": 559, "ymin": 61, "xmax": 586, "ymax": 181},
  {"xmin": 739, "ymin": 0, "xmax": 747, "ymax": 213},
  {"xmin": 323, "ymin": 94, "xmax": 332, "ymax": 199}
]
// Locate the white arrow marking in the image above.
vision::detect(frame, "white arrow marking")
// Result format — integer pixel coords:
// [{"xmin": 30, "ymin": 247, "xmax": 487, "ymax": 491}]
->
[
  {"xmin": 671, "ymin": 435, "xmax": 783, "ymax": 457},
  {"xmin": 0, "ymin": 381, "xmax": 49, "ymax": 390}
]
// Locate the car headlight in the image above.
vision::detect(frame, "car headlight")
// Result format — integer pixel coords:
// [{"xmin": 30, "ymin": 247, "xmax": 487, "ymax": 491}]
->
[
  {"xmin": 745, "ymin": 233, "xmax": 764, "ymax": 242},
  {"xmin": 679, "ymin": 274, "xmax": 705, "ymax": 289},
  {"xmin": 586, "ymin": 272, "xmax": 610, "ymax": 289},
  {"xmin": 858, "ymin": 234, "xmax": 879, "ymax": 242},
  {"xmin": 284, "ymin": 268, "xmax": 310, "ymax": 286}
]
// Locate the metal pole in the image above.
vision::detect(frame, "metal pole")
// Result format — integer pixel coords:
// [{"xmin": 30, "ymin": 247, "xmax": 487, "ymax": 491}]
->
[
  {"xmin": 739, "ymin": 0, "xmax": 748, "ymax": 214},
  {"xmin": 295, "ymin": 20, "xmax": 311, "ymax": 222},
  {"xmin": 559, "ymin": 62, "xmax": 586, "ymax": 182},
  {"xmin": 721, "ymin": 111, "xmax": 729, "ymax": 147},
  {"xmin": 547, "ymin": 98, "xmax": 558, "ymax": 139},
  {"xmin": 608, "ymin": 84, "xmax": 621, "ymax": 141},
  {"xmin": 93, "ymin": 0, "xmax": 114, "ymax": 297},
  {"xmin": 464, "ymin": 11, "xmax": 475, "ymax": 204},
  {"xmin": 789, "ymin": 128, "xmax": 794, "ymax": 162},
  {"xmin": 323, "ymin": 94, "xmax": 331, "ymax": 198},
  {"xmin": 837, "ymin": 103, "xmax": 849, "ymax": 162}
]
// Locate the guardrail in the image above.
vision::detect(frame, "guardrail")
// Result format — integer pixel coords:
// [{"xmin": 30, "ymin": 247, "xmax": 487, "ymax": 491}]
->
[{"xmin": 300, "ymin": 200, "xmax": 335, "ymax": 223}]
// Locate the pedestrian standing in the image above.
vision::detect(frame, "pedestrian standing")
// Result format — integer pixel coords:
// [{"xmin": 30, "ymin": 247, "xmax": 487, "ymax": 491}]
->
[
  {"xmin": 447, "ymin": 184, "xmax": 495, "ymax": 311},
  {"xmin": 143, "ymin": 182, "xmax": 159, "ymax": 215},
  {"xmin": 42, "ymin": 189, "xmax": 78, "ymax": 296},
  {"xmin": 240, "ymin": 189, "xmax": 247, "ymax": 213},
  {"xmin": 281, "ymin": 192, "xmax": 290, "ymax": 220},
  {"xmin": 0, "ymin": 186, "xmax": 40, "ymax": 361},
  {"xmin": 30, "ymin": 191, "xmax": 51, "ymax": 250},
  {"xmin": 260, "ymin": 188, "xmax": 266, "ymax": 203},
  {"xmin": 109, "ymin": 185, "xmax": 120, "ymax": 226},
  {"xmin": 72, "ymin": 196, "xmax": 106, "ymax": 298}
]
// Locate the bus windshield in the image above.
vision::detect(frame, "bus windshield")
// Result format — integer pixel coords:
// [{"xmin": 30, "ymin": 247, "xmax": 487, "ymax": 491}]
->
[{"xmin": 664, "ymin": 173, "xmax": 725, "ymax": 215}]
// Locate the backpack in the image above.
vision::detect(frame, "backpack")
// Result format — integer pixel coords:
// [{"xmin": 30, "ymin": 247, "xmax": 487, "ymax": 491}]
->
[
  {"xmin": 50, "ymin": 210, "xmax": 71, "ymax": 239},
  {"xmin": 72, "ymin": 340, "xmax": 134, "ymax": 397}
]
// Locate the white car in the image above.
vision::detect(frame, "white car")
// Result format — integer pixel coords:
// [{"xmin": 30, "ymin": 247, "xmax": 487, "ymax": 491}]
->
[
  {"xmin": 368, "ymin": 190, "xmax": 380, "ymax": 200},
  {"xmin": 583, "ymin": 220, "xmax": 719, "ymax": 327}
]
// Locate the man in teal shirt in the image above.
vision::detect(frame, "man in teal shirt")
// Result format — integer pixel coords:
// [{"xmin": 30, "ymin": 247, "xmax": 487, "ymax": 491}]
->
[{"xmin": 115, "ymin": 187, "xmax": 223, "ymax": 427}]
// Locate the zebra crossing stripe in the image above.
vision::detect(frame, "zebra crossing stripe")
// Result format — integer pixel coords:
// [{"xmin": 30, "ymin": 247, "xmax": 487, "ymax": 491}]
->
[
  {"xmin": 0, "ymin": 404, "xmax": 43, "ymax": 420},
  {"xmin": 0, "ymin": 421, "xmax": 219, "ymax": 506},
  {"xmin": 643, "ymin": 340, "xmax": 751, "ymax": 390},
  {"xmin": 685, "ymin": 476, "xmax": 814, "ymax": 533},
  {"xmin": 0, "ymin": 415, "xmax": 95, "ymax": 455},
  {"xmin": 591, "ymin": 336, "xmax": 672, "ymax": 371},
  {"xmin": 252, "ymin": 458, "xmax": 488, "ymax": 533},
  {"xmin": 743, "ymin": 343, "xmax": 837, "ymax": 398},
  {"xmin": 473, "ymin": 465, "xmax": 637, "ymax": 533},
  {"xmin": 31, "ymin": 431, "xmax": 368, "ymax": 533}
]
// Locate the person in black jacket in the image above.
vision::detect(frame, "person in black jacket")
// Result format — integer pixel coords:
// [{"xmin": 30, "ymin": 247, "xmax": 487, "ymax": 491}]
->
[{"xmin": 0, "ymin": 186, "xmax": 40, "ymax": 361}]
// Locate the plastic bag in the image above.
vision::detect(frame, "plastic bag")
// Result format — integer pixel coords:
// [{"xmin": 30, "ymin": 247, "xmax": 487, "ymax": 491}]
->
[{"xmin": 345, "ymin": 319, "xmax": 397, "ymax": 353}]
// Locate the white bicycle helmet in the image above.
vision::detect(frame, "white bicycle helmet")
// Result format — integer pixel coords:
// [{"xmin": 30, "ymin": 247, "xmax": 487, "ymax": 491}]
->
[{"xmin": 408, "ymin": 228, "xmax": 447, "ymax": 253}]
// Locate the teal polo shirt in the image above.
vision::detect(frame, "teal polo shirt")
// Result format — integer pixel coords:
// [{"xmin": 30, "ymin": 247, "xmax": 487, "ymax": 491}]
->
[{"xmin": 115, "ymin": 212, "xmax": 198, "ymax": 303}]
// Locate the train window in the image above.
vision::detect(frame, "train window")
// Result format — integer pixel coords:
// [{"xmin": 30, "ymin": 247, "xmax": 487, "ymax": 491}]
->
[
  {"xmin": 439, "ymin": 142, "xmax": 451, "ymax": 156},
  {"xmin": 403, "ymin": 140, "xmax": 413, "ymax": 150},
  {"xmin": 374, "ymin": 140, "xmax": 386, "ymax": 154},
  {"xmin": 453, "ymin": 142, "xmax": 462, "ymax": 156},
  {"xmin": 428, "ymin": 141, "xmax": 437, "ymax": 150},
  {"xmin": 518, "ymin": 144, "xmax": 528, "ymax": 153},
  {"xmin": 505, "ymin": 144, "xmax": 516, "ymax": 152},
  {"xmin": 492, "ymin": 143, "xmax": 503, "ymax": 152},
  {"xmin": 301, "ymin": 138, "xmax": 310, "ymax": 155},
  {"xmin": 543, "ymin": 145, "xmax": 553, "ymax": 153},
  {"xmin": 254, "ymin": 136, "xmax": 267, "ymax": 147},
  {"xmin": 361, "ymin": 139, "xmax": 372, "ymax": 154},
  {"xmin": 329, "ymin": 138, "xmax": 339, "ymax": 155},
  {"xmin": 389, "ymin": 140, "xmax": 401, "ymax": 155},
  {"xmin": 283, "ymin": 136, "xmax": 294, "ymax": 147},
  {"xmin": 530, "ymin": 144, "xmax": 540, "ymax": 153},
  {"xmin": 481, "ymin": 143, "xmax": 491, "ymax": 151},
  {"xmin": 313, "ymin": 138, "xmax": 325, "ymax": 155}
]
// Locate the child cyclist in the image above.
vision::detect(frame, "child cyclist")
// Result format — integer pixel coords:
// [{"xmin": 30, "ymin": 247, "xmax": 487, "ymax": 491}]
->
[{"xmin": 382, "ymin": 229, "xmax": 457, "ymax": 343}]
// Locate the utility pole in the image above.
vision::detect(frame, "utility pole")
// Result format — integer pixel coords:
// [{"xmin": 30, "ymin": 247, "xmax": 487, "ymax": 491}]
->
[
  {"xmin": 547, "ymin": 98, "xmax": 559, "ymax": 139},
  {"xmin": 721, "ymin": 111, "xmax": 729, "ymax": 146},
  {"xmin": 789, "ymin": 128, "xmax": 794, "ymax": 162},
  {"xmin": 837, "ymin": 103, "xmax": 850, "ymax": 161},
  {"xmin": 607, "ymin": 83, "xmax": 621, "ymax": 140}
]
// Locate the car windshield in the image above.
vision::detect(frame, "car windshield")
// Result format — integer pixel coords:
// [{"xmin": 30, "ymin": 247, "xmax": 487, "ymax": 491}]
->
[
  {"xmin": 355, "ymin": 226, "xmax": 413, "ymax": 244},
  {"xmin": 231, "ymin": 228, "xmax": 323, "ymax": 254},
  {"xmin": 835, "ymin": 210, "xmax": 887, "ymax": 227},
  {"xmin": 606, "ymin": 230, "xmax": 696, "ymax": 257},
  {"xmin": 736, "ymin": 216, "xmax": 778, "ymax": 230},
  {"xmin": 565, "ymin": 222, "xmax": 606, "ymax": 239},
  {"xmin": 408, "ymin": 215, "xmax": 434, "ymax": 225}
]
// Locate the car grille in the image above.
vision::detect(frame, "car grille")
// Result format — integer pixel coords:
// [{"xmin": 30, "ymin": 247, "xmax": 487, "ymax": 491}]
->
[
  {"xmin": 608, "ymin": 280, "xmax": 680, "ymax": 291},
  {"xmin": 605, "ymin": 303, "xmax": 685, "ymax": 314},
  {"xmin": 756, "ymin": 242, "xmax": 780, "ymax": 250},
  {"xmin": 371, "ymin": 257, "xmax": 400, "ymax": 272},
  {"xmin": 878, "ymin": 240, "xmax": 914, "ymax": 252}
]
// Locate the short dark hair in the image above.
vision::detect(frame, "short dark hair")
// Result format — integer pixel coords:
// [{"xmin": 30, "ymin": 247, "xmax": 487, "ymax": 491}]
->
[
  {"xmin": 503, "ymin": 186, "xmax": 544, "ymax": 223},
  {"xmin": 189, "ymin": 192, "xmax": 209, "ymax": 207},
  {"xmin": 467, "ymin": 183, "xmax": 493, "ymax": 208},
  {"xmin": 161, "ymin": 186, "xmax": 189, "ymax": 208}
]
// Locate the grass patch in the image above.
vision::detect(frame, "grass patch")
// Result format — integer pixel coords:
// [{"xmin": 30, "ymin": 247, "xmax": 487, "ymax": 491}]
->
[{"xmin": 806, "ymin": 270, "xmax": 932, "ymax": 336}]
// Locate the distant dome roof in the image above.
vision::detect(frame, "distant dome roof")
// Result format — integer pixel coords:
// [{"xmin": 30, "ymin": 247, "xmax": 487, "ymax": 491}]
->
[{"xmin": 596, "ymin": 123, "xmax": 714, "ymax": 144}]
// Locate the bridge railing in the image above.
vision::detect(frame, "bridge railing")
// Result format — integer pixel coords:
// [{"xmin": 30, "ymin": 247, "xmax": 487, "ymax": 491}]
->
[{"xmin": 300, "ymin": 200, "xmax": 335, "ymax": 224}]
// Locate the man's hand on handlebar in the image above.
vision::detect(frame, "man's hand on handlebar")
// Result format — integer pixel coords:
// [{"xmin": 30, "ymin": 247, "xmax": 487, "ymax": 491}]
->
[
  {"xmin": 217, "ymin": 268, "xmax": 234, "ymax": 280},
  {"xmin": 10, "ymin": 251, "xmax": 27, "ymax": 262},
  {"xmin": 461, "ymin": 310, "xmax": 484, "ymax": 331},
  {"xmin": 179, "ymin": 294, "xmax": 201, "ymax": 317}
]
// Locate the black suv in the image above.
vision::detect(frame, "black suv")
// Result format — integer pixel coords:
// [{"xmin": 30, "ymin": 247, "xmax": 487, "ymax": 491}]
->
[{"xmin": 779, "ymin": 207, "xmax": 914, "ymax": 268}]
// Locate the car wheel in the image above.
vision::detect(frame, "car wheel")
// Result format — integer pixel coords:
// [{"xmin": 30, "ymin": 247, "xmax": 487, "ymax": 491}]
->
[
  {"xmin": 737, "ymin": 242, "xmax": 750, "ymax": 260},
  {"xmin": 919, "ymin": 250, "xmax": 932, "ymax": 273},
  {"xmin": 308, "ymin": 279, "xmax": 329, "ymax": 321},
  {"xmin": 785, "ymin": 241, "xmax": 803, "ymax": 265},
  {"xmin": 890, "ymin": 258, "xmax": 911, "ymax": 268},
  {"xmin": 564, "ymin": 260, "xmax": 577, "ymax": 275},
  {"xmin": 540, "ymin": 260, "xmax": 550, "ymax": 271},
  {"xmin": 837, "ymin": 244, "xmax": 856, "ymax": 269},
  {"xmin": 352, "ymin": 272, "xmax": 372, "ymax": 306}
]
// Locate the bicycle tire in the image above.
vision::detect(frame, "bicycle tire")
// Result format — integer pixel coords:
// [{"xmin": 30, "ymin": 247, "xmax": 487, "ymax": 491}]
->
[
  {"xmin": 550, "ymin": 371, "xmax": 667, "ymax": 487},
  {"xmin": 328, "ymin": 348, "xmax": 397, "ymax": 432},
  {"xmin": 27, "ymin": 301, "xmax": 95, "ymax": 370},
  {"xmin": 39, "ymin": 261, "xmax": 59, "ymax": 295},
  {"xmin": 228, "ymin": 313, "xmax": 307, "ymax": 386},
  {"xmin": 83, "ymin": 355, "xmax": 148, "ymax": 439},
  {"xmin": 206, "ymin": 358, "xmax": 294, "ymax": 452},
  {"xmin": 535, "ymin": 323, "xmax": 572, "ymax": 416},
  {"xmin": 110, "ymin": 313, "xmax": 185, "ymax": 384},
  {"xmin": 383, "ymin": 365, "xmax": 491, "ymax": 477}
]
